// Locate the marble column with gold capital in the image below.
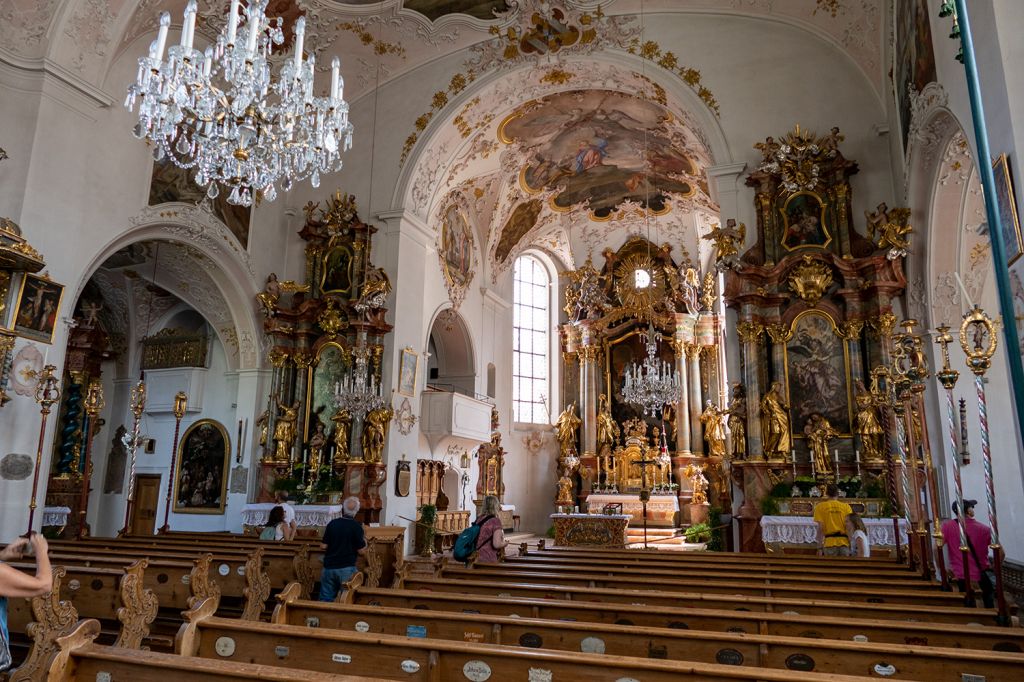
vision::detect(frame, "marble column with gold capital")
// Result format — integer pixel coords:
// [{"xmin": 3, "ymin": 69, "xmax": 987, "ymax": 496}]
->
[
  {"xmin": 765, "ymin": 323, "xmax": 792, "ymax": 390},
  {"xmin": 577, "ymin": 322, "xmax": 600, "ymax": 495},
  {"xmin": 686, "ymin": 343, "xmax": 703, "ymax": 457},
  {"xmin": 266, "ymin": 349, "xmax": 290, "ymax": 461},
  {"xmin": 672, "ymin": 337, "xmax": 691, "ymax": 455},
  {"xmin": 293, "ymin": 350, "xmax": 312, "ymax": 447},
  {"xmin": 840, "ymin": 320, "xmax": 865, "ymax": 384},
  {"xmin": 736, "ymin": 320, "xmax": 765, "ymax": 458}
]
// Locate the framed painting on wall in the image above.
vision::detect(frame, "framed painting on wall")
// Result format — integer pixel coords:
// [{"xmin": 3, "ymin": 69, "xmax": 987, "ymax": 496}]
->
[
  {"xmin": 992, "ymin": 154, "xmax": 1023, "ymax": 264},
  {"xmin": 11, "ymin": 274, "xmax": 64, "ymax": 343},
  {"xmin": 398, "ymin": 347, "xmax": 419, "ymax": 397},
  {"xmin": 173, "ymin": 419, "xmax": 230, "ymax": 514}
]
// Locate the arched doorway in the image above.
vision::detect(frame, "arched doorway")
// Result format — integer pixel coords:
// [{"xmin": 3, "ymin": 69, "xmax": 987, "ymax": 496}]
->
[{"xmin": 426, "ymin": 310, "xmax": 477, "ymax": 398}]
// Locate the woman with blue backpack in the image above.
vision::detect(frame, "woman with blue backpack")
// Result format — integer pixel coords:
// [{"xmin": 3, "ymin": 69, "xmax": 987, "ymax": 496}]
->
[{"xmin": 454, "ymin": 495, "xmax": 507, "ymax": 563}]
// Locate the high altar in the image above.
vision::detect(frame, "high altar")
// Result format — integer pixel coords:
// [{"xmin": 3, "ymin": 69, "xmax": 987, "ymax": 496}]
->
[
  {"xmin": 254, "ymin": 193, "xmax": 393, "ymax": 522},
  {"xmin": 555, "ymin": 236, "xmax": 724, "ymax": 528}
]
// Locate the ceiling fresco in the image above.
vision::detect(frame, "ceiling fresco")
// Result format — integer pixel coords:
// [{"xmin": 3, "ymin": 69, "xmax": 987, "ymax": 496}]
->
[
  {"xmin": 500, "ymin": 90, "xmax": 701, "ymax": 219},
  {"xmin": 335, "ymin": 0, "xmax": 510, "ymax": 21}
]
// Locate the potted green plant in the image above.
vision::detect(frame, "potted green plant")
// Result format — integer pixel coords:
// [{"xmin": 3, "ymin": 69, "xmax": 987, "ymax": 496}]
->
[{"xmin": 418, "ymin": 504, "xmax": 437, "ymax": 556}]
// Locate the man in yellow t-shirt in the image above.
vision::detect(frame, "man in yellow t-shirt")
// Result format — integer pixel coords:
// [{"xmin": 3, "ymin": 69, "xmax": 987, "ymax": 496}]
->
[{"xmin": 813, "ymin": 484, "xmax": 853, "ymax": 556}]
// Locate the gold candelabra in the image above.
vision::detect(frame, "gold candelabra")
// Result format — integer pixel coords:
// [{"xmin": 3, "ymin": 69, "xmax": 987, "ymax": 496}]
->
[
  {"xmin": 27, "ymin": 364, "xmax": 60, "ymax": 535},
  {"xmin": 159, "ymin": 391, "xmax": 188, "ymax": 533}
]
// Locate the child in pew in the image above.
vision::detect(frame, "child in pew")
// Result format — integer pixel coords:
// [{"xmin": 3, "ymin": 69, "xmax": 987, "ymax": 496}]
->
[
  {"xmin": 845, "ymin": 512, "xmax": 870, "ymax": 557},
  {"xmin": 260, "ymin": 505, "xmax": 295, "ymax": 541},
  {"xmin": 0, "ymin": 533, "xmax": 51, "ymax": 671}
]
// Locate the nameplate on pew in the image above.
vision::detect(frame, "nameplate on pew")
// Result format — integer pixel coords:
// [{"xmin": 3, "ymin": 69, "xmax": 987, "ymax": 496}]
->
[
  {"xmin": 406, "ymin": 624, "xmax": 427, "ymax": 638},
  {"xmin": 331, "ymin": 653, "xmax": 352, "ymax": 663},
  {"xmin": 463, "ymin": 660, "xmax": 492, "ymax": 681}
]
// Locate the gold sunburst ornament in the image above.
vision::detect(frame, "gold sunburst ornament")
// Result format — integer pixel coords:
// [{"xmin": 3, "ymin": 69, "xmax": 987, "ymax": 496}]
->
[{"xmin": 614, "ymin": 254, "xmax": 664, "ymax": 314}]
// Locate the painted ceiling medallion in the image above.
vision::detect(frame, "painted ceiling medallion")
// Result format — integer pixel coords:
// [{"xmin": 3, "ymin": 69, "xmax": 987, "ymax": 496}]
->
[
  {"xmin": 499, "ymin": 90, "xmax": 698, "ymax": 219},
  {"xmin": 436, "ymin": 193, "xmax": 476, "ymax": 318}
]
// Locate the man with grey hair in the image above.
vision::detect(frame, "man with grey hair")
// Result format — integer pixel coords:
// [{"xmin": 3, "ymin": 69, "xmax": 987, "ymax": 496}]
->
[{"xmin": 318, "ymin": 495, "xmax": 366, "ymax": 601}]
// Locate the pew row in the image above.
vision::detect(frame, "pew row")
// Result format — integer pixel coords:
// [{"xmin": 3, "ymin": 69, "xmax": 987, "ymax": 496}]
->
[
  {"xmin": 528, "ymin": 542, "xmax": 906, "ymax": 567},
  {"xmin": 270, "ymin": 583, "xmax": 1024, "ymax": 681},
  {"xmin": 439, "ymin": 564, "xmax": 960, "ymax": 605},
  {"xmin": 44, "ymin": 619, "xmax": 392, "ymax": 682},
  {"xmin": 396, "ymin": 575, "xmax": 1005, "ymax": 625},
  {"xmin": 339, "ymin": 581, "xmax": 1024, "ymax": 651},
  {"xmin": 176, "ymin": 596, "xmax": 903, "ymax": 682}
]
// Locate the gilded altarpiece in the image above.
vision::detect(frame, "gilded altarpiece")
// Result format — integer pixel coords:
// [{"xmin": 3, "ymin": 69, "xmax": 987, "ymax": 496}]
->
[
  {"xmin": 559, "ymin": 237, "xmax": 721, "ymax": 524},
  {"xmin": 723, "ymin": 126, "xmax": 907, "ymax": 551},
  {"xmin": 256, "ymin": 192, "xmax": 393, "ymax": 522}
]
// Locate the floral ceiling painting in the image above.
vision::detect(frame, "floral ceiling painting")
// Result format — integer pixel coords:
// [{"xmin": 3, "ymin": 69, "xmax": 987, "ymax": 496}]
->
[
  {"xmin": 338, "ymin": 0, "xmax": 510, "ymax": 21},
  {"xmin": 499, "ymin": 90, "xmax": 700, "ymax": 219}
]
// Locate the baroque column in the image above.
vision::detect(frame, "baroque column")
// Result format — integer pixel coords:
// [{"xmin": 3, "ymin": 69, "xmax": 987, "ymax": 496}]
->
[
  {"xmin": 841, "ymin": 320, "xmax": 866, "ymax": 385},
  {"xmin": 292, "ymin": 350, "xmax": 312, "ymax": 449},
  {"xmin": 736, "ymin": 321, "xmax": 765, "ymax": 457},
  {"xmin": 686, "ymin": 343, "xmax": 703, "ymax": 457},
  {"xmin": 577, "ymin": 322, "xmax": 600, "ymax": 496},
  {"xmin": 672, "ymin": 337, "xmax": 691, "ymax": 455},
  {"xmin": 765, "ymin": 323, "xmax": 792, "ymax": 389}
]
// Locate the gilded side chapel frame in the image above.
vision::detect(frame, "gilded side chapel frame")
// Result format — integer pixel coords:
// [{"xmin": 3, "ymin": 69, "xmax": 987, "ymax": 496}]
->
[
  {"xmin": 172, "ymin": 419, "xmax": 230, "ymax": 514},
  {"xmin": 781, "ymin": 309, "xmax": 855, "ymax": 444}
]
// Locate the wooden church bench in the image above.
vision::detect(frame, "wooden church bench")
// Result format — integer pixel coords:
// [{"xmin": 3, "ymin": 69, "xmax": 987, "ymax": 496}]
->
[
  {"xmin": 270, "ymin": 584, "xmax": 1024, "ymax": 681},
  {"xmin": 529, "ymin": 544, "xmax": 909, "ymax": 569},
  {"xmin": 176, "ymin": 596, "xmax": 895, "ymax": 682},
  {"xmin": 341, "ymin": 584, "xmax": 1024, "ymax": 651},
  {"xmin": 397, "ymin": 575, "xmax": 1000, "ymax": 624},
  {"xmin": 441, "ymin": 565, "xmax": 960, "ymax": 606},
  {"xmin": 42, "ymin": 619, "xmax": 390, "ymax": 682}
]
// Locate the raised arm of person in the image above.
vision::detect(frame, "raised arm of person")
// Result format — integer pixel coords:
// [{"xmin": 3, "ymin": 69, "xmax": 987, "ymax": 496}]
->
[{"xmin": 0, "ymin": 534, "xmax": 51, "ymax": 597}]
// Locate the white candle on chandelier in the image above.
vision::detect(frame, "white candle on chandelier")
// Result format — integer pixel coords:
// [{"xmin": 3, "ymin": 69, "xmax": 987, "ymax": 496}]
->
[
  {"xmin": 181, "ymin": 0, "xmax": 198, "ymax": 51},
  {"xmin": 202, "ymin": 46, "xmax": 214, "ymax": 77},
  {"xmin": 293, "ymin": 17, "xmax": 306, "ymax": 76},
  {"xmin": 155, "ymin": 12, "xmax": 171, "ymax": 62},
  {"xmin": 330, "ymin": 57, "xmax": 341, "ymax": 100},
  {"xmin": 226, "ymin": 0, "xmax": 240, "ymax": 45},
  {"xmin": 245, "ymin": 5, "xmax": 261, "ymax": 57}
]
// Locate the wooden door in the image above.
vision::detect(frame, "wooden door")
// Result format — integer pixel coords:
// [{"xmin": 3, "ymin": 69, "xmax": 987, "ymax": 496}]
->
[{"xmin": 129, "ymin": 474, "xmax": 161, "ymax": 536}]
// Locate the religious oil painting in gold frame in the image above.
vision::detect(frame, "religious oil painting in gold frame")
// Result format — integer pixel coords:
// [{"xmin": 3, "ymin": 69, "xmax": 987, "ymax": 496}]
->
[
  {"xmin": 440, "ymin": 204, "xmax": 474, "ymax": 287},
  {"xmin": 779, "ymin": 191, "xmax": 831, "ymax": 251},
  {"xmin": 12, "ymin": 274, "xmax": 64, "ymax": 344},
  {"xmin": 320, "ymin": 243, "xmax": 354, "ymax": 295},
  {"xmin": 992, "ymin": 154, "xmax": 1023, "ymax": 264},
  {"xmin": 307, "ymin": 342, "xmax": 345, "ymax": 441},
  {"xmin": 398, "ymin": 347, "xmax": 419, "ymax": 397},
  {"xmin": 783, "ymin": 310, "xmax": 852, "ymax": 437},
  {"xmin": 173, "ymin": 419, "xmax": 230, "ymax": 514}
]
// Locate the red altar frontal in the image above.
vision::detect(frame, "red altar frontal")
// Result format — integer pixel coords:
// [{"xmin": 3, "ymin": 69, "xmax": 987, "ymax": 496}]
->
[{"xmin": 584, "ymin": 493, "xmax": 679, "ymax": 528}]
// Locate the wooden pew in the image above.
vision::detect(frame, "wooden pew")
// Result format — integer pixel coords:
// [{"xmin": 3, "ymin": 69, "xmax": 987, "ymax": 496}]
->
[
  {"xmin": 54, "ymin": 538, "xmax": 309, "ymax": 600},
  {"xmin": 48, "ymin": 542, "xmax": 272, "ymax": 619},
  {"xmin": 176, "ymin": 596, "xmax": 898, "ymax": 682},
  {"xmin": 271, "ymin": 584, "xmax": 1024, "ymax": 681},
  {"xmin": 341, "ymin": 582, "xmax": 1024, "ymax": 651},
  {"xmin": 511, "ymin": 549, "xmax": 923, "ymax": 580},
  {"xmin": 43, "ymin": 619, "xmax": 391, "ymax": 682},
  {"xmin": 396, "ymin": 575, "xmax": 1001, "ymax": 624},
  {"xmin": 438, "ymin": 564, "xmax": 961, "ymax": 606},
  {"xmin": 529, "ymin": 543, "xmax": 906, "ymax": 566}
]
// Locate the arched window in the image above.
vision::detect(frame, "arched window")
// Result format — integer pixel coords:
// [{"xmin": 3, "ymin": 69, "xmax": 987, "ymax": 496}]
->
[{"xmin": 513, "ymin": 254, "xmax": 550, "ymax": 423}]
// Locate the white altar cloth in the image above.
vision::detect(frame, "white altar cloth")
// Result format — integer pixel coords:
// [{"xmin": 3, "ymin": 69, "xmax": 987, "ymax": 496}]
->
[
  {"xmin": 760, "ymin": 515, "xmax": 909, "ymax": 546},
  {"xmin": 42, "ymin": 506, "xmax": 71, "ymax": 527},
  {"xmin": 241, "ymin": 503, "xmax": 344, "ymax": 528}
]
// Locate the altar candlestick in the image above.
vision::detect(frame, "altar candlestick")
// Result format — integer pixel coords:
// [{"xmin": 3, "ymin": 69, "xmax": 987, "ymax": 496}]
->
[
  {"xmin": 791, "ymin": 449, "xmax": 797, "ymax": 478},
  {"xmin": 855, "ymin": 449, "xmax": 861, "ymax": 477},
  {"xmin": 834, "ymin": 448, "xmax": 839, "ymax": 480}
]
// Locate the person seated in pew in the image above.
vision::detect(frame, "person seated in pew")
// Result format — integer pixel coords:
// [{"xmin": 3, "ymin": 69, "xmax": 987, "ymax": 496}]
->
[
  {"xmin": 941, "ymin": 499, "xmax": 995, "ymax": 608},
  {"xmin": 275, "ymin": 490, "xmax": 297, "ymax": 537},
  {"xmin": 475, "ymin": 495, "xmax": 508, "ymax": 564},
  {"xmin": 0, "ymin": 533, "xmax": 51, "ymax": 671},
  {"xmin": 813, "ymin": 484, "xmax": 852, "ymax": 557},
  {"xmin": 260, "ymin": 505, "xmax": 295, "ymax": 541},
  {"xmin": 319, "ymin": 496, "xmax": 366, "ymax": 602},
  {"xmin": 845, "ymin": 512, "xmax": 870, "ymax": 557}
]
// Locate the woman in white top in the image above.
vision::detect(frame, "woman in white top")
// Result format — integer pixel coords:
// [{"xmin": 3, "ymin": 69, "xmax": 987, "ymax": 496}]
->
[{"xmin": 846, "ymin": 512, "xmax": 870, "ymax": 558}]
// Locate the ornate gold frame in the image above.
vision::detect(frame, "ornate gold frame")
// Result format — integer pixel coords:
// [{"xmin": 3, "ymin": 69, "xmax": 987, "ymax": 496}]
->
[
  {"xmin": 992, "ymin": 153, "xmax": 1023, "ymax": 264},
  {"xmin": 398, "ymin": 347, "xmax": 420, "ymax": 397},
  {"xmin": 778, "ymin": 190, "xmax": 832, "ymax": 252},
  {"xmin": 781, "ymin": 309, "xmax": 854, "ymax": 441},
  {"xmin": 439, "ymin": 205, "xmax": 473, "ymax": 288},
  {"xmin": 10, "ymin": 272, "xmax": 64, "ymax": 344},
  {"xmin": 172, "ymin": 419, "xmax": 230, "ymax": 515},
  {"xmin": 320, "ymin": 243, "xmax": 354, "ymax": 296},
  {"xmin": 304, "ymin": 340, "xmax": 346, "ymax": 441}
]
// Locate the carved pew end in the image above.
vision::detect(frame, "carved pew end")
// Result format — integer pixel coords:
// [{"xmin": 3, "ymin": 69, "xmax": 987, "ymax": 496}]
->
[{"xmin": 270, "ymin": 582, "xmax": 304, "ymax": 625}]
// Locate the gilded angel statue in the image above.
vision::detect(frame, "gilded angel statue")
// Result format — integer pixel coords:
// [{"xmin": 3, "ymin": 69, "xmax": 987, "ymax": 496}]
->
[{"xmin": 702, "ymin": 218, "xmax": 745, "ymax": 269}]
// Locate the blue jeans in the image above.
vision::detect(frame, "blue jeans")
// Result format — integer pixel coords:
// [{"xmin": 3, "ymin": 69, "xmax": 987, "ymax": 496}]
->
[{"xmin": 319, "ymin": 566, "xmax": 358, "ymax": 602}]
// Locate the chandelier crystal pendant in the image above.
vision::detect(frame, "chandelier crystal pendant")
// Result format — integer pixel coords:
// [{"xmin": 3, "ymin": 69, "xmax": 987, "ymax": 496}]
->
[
  {"xmin": 125, "ymin": 0, "xmax": 353, "ymax": 207},
  {"xmin": 334, "ymin": 333, "xmax": 385, "ymax": 416},
  {"xmin": 622, "ymin": 323, "xmax": 680, "ymax": 417}
]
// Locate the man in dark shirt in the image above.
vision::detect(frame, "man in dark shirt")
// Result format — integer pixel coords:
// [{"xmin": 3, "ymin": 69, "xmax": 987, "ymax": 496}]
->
[{"xmin": 319, "ymin": 496, "xmax": 367, "ymax": 602}]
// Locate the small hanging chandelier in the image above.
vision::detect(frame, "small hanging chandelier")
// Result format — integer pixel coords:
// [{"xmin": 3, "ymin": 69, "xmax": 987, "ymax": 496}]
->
[
  {"xmin": 622, "ymin": 323, "xmax": 680, "ymax": 416},
  {"xmin": 334, "ymin": 331, "xmax": 384, "ymax": 416},
  {"xmin": 125, "ymin": 0, "xmax": 353, "ymax": 206}
]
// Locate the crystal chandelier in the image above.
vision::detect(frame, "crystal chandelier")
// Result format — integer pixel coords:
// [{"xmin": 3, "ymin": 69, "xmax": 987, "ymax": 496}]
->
[
  {"xmin": 125, "ymin": 0, "xmax": 353, "ymax": 206},
  {"xmin": 622, "ymin": 323, "xmax": 680, "ymax": 416},
  {"xmin": 334, "ymin": 334, "xmax": 384, "ymax": 415}
]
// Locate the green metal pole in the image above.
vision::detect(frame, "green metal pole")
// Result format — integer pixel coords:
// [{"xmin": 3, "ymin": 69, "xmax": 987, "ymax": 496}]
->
[{"xmin": 952, "ymin": 0, "xmax": 1024, "ymax": 466}]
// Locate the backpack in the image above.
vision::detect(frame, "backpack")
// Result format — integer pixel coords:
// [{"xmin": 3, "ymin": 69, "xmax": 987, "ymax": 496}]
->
[
  {"xmin": 259, "ymin": 525, "xmax": 277, "ymax": 540},
  {"xmin": 453, "ymin": 516, "xmax": 493, "ymax": 561}
]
